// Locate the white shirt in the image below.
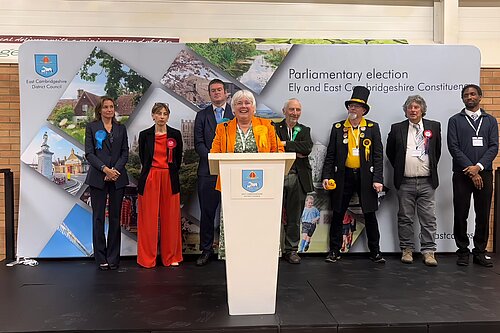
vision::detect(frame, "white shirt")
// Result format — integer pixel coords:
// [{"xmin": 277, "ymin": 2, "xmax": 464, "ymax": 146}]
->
[{"xmin": 404, "ymin": 119, "xmax": 430, "ymax": 177}]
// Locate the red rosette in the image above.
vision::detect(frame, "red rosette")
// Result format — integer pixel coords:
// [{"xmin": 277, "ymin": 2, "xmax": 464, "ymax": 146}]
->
[
  {"xmin": 167, "ymin": 138, "xmax": 177, "ymax": 163},
  {"xmin": 423, "ymin": 130, "xmax": 432, "ymax": 153}
]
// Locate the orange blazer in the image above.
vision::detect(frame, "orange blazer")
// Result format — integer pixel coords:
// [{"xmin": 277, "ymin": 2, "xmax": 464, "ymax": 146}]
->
[{"xmin": 210, "ymin": 117, "xmax": 285, "ymax": 190}]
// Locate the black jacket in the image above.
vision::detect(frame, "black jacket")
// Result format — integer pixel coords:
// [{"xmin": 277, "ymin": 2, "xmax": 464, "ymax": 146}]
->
[
  {"xmin": 137, "ymin": 125, "xmax": 183, "ymax": 195},
  {"xmin": 386, "ymin": 118, "xmax": 441, "ymax": 189},
  {"xmin": 321, "ymin": 119, "xmax": 383, "ymax": 213},
  {"xmin": 275, "ymin": 119, "xmax": 314, "ymax": 193},
  {"xmin": 84, "ymin": 120, "xmax": 129, "ymax": 189}
]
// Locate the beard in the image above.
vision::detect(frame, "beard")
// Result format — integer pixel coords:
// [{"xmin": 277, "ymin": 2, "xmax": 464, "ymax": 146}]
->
[{"xmin": 348, "ymin": 112, "xmax": 358, "ymax": 120}]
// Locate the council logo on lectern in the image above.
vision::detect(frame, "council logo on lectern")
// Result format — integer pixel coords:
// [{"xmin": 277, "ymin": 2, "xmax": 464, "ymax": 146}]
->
[
  {"xmin": 34, "ymin": 54, "xmax": 58, "ymax": 78},
  {"xmin": 242, "ymin": 170, "xmax": 263, "ymax": 193}
]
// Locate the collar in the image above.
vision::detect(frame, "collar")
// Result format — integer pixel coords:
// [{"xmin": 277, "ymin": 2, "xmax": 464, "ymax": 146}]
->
[
  {"xmin": 408, "ymin": 118, "xmax": 424, "ymax": 129},
  {"xmin": 213, "ymin": 103, "xmax": 227, "ymax": 111},
  {"xmin": 344, "ymin": 117, "xmax": 366, "ymax": 128},
  {"xmin": 464, "ymin": 109, "xmax": 481, "ymax": 118}
]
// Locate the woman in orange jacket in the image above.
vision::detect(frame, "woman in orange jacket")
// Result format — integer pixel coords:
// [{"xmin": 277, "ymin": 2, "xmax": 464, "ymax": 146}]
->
[{"xmin": 210, "ymin": 89, "xmax": 284, "ymax": 257}]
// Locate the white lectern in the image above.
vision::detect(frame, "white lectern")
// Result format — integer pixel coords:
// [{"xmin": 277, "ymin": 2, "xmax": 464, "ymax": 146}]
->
[{"xmin": 208, "ymin": 152, "xmax": 296, "ymax": 315}]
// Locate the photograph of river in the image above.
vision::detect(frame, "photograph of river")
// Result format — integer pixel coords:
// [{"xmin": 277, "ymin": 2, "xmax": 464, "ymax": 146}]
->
[{"xmin": 188, "ymin": 43, "xmax": 292, "ymax": 95}]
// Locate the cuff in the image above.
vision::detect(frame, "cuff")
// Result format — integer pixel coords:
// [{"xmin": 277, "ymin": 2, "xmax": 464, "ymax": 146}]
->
[{"xmin": 476, "ymin": 163, "xmax": 484, "ymax": 171}]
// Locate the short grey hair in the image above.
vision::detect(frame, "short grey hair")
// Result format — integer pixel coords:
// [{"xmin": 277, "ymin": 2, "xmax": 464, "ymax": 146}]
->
[
  {"xmin": 403, "ymin": 95, "xmax": 427, "ymax": 117},
  {"xmin": 283, "ymin": 98, "xmax": 301, "ymax": 111},
  {"xmin": 231, "ymin": 90, "xmax": 256, "ymax": 109}
]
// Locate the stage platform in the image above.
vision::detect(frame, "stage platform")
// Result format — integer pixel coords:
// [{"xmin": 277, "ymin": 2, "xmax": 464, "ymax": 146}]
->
[{"xmin": 1, "ymin": 254, "xmax": 500, "ymax": 333}]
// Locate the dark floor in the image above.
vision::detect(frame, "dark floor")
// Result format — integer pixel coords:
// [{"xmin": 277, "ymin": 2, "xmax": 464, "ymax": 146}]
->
[{"xmin": 1, "ymin": 253, "xmax": 500, "ymax": 333}]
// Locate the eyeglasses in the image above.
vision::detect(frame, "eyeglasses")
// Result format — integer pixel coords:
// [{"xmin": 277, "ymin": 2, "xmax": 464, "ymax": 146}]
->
[
  {"xmin": 348, "ymin": 104, "xmax": 364, "ymax": 110},
  {"xmin": 108, "ymin": 131, "xmax": 114, "ymax": 144}
]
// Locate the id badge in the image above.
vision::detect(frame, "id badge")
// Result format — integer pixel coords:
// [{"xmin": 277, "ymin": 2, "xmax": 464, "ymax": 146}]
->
[
  {"xmin": 412, "ymin": 149, "xmax": 423, "ymax": 157},
  {"xmin": 352, "ymin": 148, "xmax": 360, "ymax": 156},
  {"xmin": 472, "ymin": 136, "xmax": 483, "ymax": 147}
]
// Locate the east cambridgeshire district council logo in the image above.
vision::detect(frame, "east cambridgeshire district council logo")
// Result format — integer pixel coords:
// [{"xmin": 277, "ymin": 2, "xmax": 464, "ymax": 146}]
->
[
  {"xmin": 242, "ymin": 170, "xmax": 263, "ymax": 193},
  {"xmin": 34, "ymin": 54, "xmax": 58, "ymax": 78}
]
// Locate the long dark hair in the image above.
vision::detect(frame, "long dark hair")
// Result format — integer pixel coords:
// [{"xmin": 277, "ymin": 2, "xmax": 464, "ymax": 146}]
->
[{"xmin": 94, "ymin": 96, "xmax": 117, "ymax": 122}]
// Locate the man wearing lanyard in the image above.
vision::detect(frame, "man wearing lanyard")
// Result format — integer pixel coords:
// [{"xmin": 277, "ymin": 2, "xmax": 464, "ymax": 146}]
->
[
  {"xmin": 275, "ymin": 98, "xmax": 313, "ymax": 264},
  {"xmin": 321, "ymin": 86, "xmax": 385, "ymax": 263},
  {"xmin": 447, "ymin": 84, "xmax": 498, "ymax": 267},
  {"xmin": 194, "ymin": 79, "xmax": 234, "ymax": 266},
  {"xmin": 386, "ymin": 95, "xmax": 441, "ymax": 266}
]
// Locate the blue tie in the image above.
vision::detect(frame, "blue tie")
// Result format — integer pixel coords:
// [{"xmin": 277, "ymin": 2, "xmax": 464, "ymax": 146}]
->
[{"xmin": 215, "ymin": 107, "xmax": 223, "ymax": 123}]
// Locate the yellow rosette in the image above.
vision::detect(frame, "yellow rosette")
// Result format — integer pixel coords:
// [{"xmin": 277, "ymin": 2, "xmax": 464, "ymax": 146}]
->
[
  {"xmin": 363, "ymin": 138, "xmax": 371, "ymax": 161},
  {"xmin": 253, "ymin": 125, "xmax": 268, "ymax": 149},
  {"xmin": 326, "ymin": 179, "xmax": 336, "ymax": 190}
]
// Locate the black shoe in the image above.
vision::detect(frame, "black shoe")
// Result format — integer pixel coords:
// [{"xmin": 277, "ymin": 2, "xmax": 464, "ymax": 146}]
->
[
  {"xmin": 284, "ymin": 251, "xmax": 301, "ymax": 264},
  {"xmin": 108, "ymin": 264, "xmax": 119, "ymax": 270},
  {"xmin": 325, "ymin": 252, "xmax": 341, "ymax": 263},
  {"xmin": 98, "ymin": 263, "xmax": 109, "ymax": 271},
  {"xmin": 473, "ymin": 253, "xmax": 493, "ymax": 267},
  {"xmin": 456, "ymin": 253, "xmax": 470, "ymax": 266},
  {"xmin": 370, "ymin": 253, "xmax": 386, "ymax": 264},
  {"xmin": 196, "ymin": 252, "xmax": 211, "ymax": 266}
]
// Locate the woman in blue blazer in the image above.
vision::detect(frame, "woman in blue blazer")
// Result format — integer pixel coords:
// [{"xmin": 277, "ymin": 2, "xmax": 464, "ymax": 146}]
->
[{"xmin": 84, "ymin": 96, "xmax": 129, "ymax": 270}]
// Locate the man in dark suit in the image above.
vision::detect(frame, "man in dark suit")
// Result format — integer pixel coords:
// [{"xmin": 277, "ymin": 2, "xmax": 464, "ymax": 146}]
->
[
  {"xmin": 194, "ymin": 79, "xmax": 234, "ymax": 266},
  {"xmin": 275, "ymin": 98, "xmax": 313, "ymax": 264},
  {"xmin": 448, "ymin": 84, "xmax": 498, "ymax": 267},
  {"xmin": 321, "ymin": 86, "xmax": 385, "ymax": 263},
  {"xmin": 386, "ymin": 95, "xmax": 441, "ymax": 266}
]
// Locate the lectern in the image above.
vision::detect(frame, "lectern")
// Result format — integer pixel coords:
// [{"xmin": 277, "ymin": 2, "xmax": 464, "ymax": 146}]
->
[{"xmin": 208, "ymin": 152, "xmax": 296, "ymax": 315}]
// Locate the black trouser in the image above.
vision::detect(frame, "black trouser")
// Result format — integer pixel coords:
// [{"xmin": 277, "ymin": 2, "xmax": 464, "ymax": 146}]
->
[
  {"xmin": 90, "ymin": 183, "xmax": 124, "ymax": 266},
  {"xmin": 197, "ymin": 175, "xmax": 220, "ymax": 253},
  {"xmin": 329, "ymin": 168, "xmax": 381, "ymax": 255},
  {"xmin": 452, "ymin": 171, "xmax": 493, "ymax": 255}
]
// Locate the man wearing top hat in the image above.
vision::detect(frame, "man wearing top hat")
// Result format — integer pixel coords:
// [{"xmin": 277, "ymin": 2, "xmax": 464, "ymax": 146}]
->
[{"xmin": 321, "ymin": 86, "xmax": 385, "ymax": 263}]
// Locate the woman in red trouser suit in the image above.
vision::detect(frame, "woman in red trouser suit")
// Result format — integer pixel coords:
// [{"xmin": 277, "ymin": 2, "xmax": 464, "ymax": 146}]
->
[{"xmin": 137, "ymin": 102, "xmax": 183, "ymax": 267}]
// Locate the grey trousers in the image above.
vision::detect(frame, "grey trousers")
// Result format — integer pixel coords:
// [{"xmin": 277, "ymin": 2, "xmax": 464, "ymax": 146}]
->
[
  {"xmin": 397, "ymin": 177, "xmax": 437, "ymax": 253},
  {"xmin": 283, "ymin": 173, "xmax": 306, "ymax": 253}
]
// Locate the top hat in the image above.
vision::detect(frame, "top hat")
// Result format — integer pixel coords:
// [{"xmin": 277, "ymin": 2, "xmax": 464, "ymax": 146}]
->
[{"xmin": 345, "ymin": 86, "xmax": 370, "ymax": 114}]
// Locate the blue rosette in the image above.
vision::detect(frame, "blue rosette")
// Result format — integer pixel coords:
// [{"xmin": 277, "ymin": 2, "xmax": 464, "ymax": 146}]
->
[
  {"xmin": 217, "ymin": 117, "xmax": 231, "ymax": 124},
  {"xmin": 95, "ymin": 130, "xmax": 107, "ymax": 150}
]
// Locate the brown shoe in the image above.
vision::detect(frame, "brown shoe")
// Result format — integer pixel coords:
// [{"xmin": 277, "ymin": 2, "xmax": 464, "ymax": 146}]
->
[
  {"xmin": 401, "ymin": 248, "xmax": 413, "ymax": 264},
  {"xmin": 284, "ymin": 251, "xmax": 301, "ymax": 264},
  {"xmin": 423, "ymin": 252, "xmax": 438, "ymax": 267}
]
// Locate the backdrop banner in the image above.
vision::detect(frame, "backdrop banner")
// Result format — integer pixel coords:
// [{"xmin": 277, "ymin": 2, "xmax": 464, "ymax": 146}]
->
[{"xmin": 18, "ymin": 41, "xmax": 480, "ymax": 258}]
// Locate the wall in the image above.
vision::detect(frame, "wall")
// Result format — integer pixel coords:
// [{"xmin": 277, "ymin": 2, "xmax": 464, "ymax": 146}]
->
[
  {"xmin": 0, "ymin": 64, "xmax": 19, "ymax": 260},
  {"xmin": 1, "ymin": 64, "xmax": 500, "ymax": 259},
  {"xmin": 1, "ymin": 0, "xmax": 500, "ymax": 258}
]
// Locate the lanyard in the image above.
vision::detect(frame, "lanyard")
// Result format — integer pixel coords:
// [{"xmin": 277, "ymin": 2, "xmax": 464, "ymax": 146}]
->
[
  {"xmin": 349, "ymin": 126, "xmax": 360, "ymax": 148},
  {"xmin": 237, "ymin": 124, "xmax": 252, "ymax": 151},
  {"xmin": 465, "ymin": 116, "xmax": 483, "ymax": 137}
]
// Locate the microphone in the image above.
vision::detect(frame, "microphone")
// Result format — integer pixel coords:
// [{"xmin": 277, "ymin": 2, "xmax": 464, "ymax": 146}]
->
[
  {"xmin": 270, "ymin": 121, "xmax": 280, "ymax": 153},
  {"xmin": 224, "ymin": 122, "xmax": 229, "ymax": 153}
]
